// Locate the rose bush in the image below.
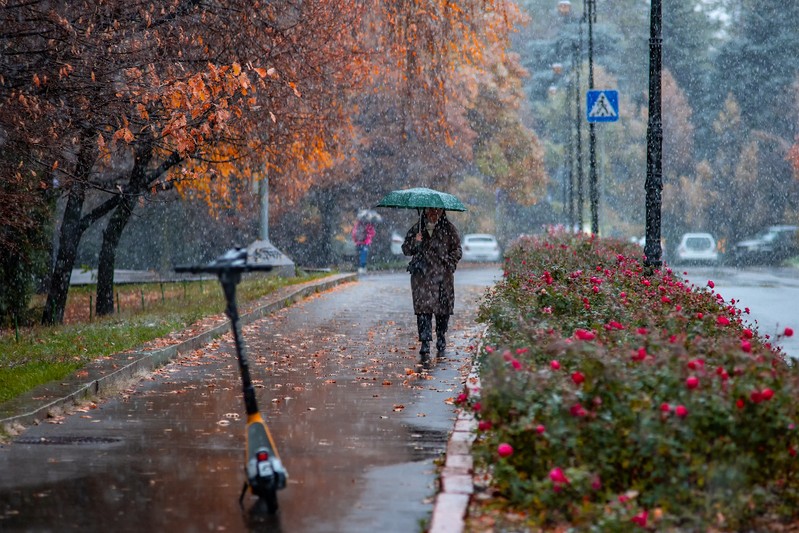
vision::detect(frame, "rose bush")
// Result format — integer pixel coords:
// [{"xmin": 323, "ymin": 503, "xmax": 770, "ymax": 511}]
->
[{"xmin": 471, "ymin": 230, "xmax": 799, "ymax": 530}]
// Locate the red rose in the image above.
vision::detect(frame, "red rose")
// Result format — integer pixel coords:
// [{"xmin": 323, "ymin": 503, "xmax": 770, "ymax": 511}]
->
[{"xmin": 497, "ymin": 443, "xmax": 513, "ymax": 458}]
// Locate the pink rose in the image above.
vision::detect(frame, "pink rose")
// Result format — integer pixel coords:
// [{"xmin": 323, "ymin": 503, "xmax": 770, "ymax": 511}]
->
[
  {"xmin": 549, "ymin": 467, "xmax": 569, "ymax": 484},
  {"xmin": 497, "ymin": 443, "xmax": 513, "ymax": 458}
]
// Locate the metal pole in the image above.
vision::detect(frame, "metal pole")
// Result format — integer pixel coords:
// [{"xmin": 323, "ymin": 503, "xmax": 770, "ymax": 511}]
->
[
  {"xmin": 259, "ymin": 175, "xmax": 269, "ymax": 242},
  {"xmin": 576, "ymin": 13, "xmax": 585, "ymax": 232},
  {"xmin": 644, "ymin": 0, "xmax": 663, "ymax": 268},
  {"xmin": 566, "ymin": 62, "xmax": 575, "ymax": 229},
  {"xmin": 587, "ymin": 0, "xmax": 599, "ymax": 235}
]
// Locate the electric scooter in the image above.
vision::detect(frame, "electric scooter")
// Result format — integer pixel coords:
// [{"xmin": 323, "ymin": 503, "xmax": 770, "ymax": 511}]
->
[{"xmin": 175, "ymin": 248, "xmax": 287, "ymax": 513}]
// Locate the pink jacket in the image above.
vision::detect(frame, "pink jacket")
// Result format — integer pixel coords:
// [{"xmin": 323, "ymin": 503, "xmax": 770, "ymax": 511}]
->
[{"xmin": 352, "ymin": 221, "xmax": 376, "ymax": 246}]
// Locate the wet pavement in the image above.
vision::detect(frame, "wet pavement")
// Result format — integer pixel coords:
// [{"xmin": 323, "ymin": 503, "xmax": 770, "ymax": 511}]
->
[{"xmin": 0, "ymin": 267, "xmax": 501, "ymax": 532}]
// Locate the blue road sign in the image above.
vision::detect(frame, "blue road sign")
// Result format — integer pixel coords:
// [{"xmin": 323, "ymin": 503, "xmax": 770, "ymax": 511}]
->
[{"xmin": 586, "ymin": 90, "xmax": 619, "ymax": 123}]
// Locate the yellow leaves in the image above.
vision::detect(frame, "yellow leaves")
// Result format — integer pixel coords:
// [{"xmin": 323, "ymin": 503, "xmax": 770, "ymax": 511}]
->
[
  {"xmin": 232, "ymin": 62, "xmax": 242, "ymax": 76},
  {"xmin": 288, "ymin": 81, "xmax": 302, "ymax": 98}
]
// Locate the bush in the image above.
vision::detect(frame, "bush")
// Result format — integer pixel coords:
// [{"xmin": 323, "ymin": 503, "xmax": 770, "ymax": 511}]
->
[{"xmin": 470, "ymin": 229, "xmax": 799, "ymax": 530}]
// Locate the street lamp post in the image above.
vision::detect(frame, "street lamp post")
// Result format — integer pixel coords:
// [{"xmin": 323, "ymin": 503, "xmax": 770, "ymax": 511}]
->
[
  {"xmin": 558, "ymin": 1, "xmax": 584, "ymax": 232},
  {"xmin": 644, "ymin": 0, "xmax": 663, "ymax": 268},
  {"xmin": 573, "ymin": 40, "xmax": 584, "ymax": 232},
  {"xmin": 585, "ymin": 0, "xmax": 598, "ymax": 235},
  {"xmin": 566, "ymin": 64, "xmax": 574, "ymax": 228}
]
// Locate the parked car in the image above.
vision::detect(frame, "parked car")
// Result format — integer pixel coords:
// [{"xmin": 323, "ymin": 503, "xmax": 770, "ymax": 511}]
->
[
  {"xmin": 461, "ymin": 234, "xmax": 501, "ymax": 262},
  {"xmin": 390, "ymin": 230, "xmax": 404, "ymax": 255},
  {"xmin": 731, "ymin": 225, "xmax": 799, "ymax": 265},
  {"xmin": 672, "ymin": 232, "xmax": 719, "ymax": 265}
]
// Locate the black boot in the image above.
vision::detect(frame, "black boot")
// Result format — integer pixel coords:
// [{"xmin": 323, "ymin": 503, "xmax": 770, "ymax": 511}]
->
[
  {"xmin": 417, "ymin": 314, "xmax": 433, "ymax": 356},
  {"xmin": 435, "ymin": 314, "xmax": 449, "ymax": 354}
]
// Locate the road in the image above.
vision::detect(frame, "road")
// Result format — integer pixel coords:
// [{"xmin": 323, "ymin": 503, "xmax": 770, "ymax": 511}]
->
[
  {"xmin": 0, "ymin": 266, "xmax": 501, "ymax": 533},
  {"xmin": 677, "ymin": 265, "xmax": 799, "ymax": 359}
]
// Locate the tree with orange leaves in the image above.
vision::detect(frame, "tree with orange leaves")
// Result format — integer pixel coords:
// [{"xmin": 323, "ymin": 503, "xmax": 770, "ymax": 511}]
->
[{"xmin": 8, "ymin": 0, "xmax": 368, "ymax": 323}]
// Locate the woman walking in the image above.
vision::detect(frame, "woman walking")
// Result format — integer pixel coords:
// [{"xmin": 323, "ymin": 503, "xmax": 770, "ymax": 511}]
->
[{"xmin": 401, "ymin": 208, "xmax": 462, "ymax": 358}]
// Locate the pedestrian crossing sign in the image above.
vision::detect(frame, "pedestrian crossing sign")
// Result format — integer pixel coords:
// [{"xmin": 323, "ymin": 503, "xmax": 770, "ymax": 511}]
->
[{"xmin": 586, "ymin": 90, "xmax": 619, "ymax": 123}]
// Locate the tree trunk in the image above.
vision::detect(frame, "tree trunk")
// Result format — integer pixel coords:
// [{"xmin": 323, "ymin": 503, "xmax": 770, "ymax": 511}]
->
[
  {"xmin": 317, "ymin": 187, "xmax": 338, "ymax": 266},
  {"xmin": 41, "ymin": 130, "xmax": 99, "ymax": 326},
  {"xmin": 95, "ymin": 138, "xmax": 155, "ymax": 316},
  {"xmin": 41, "ymin": 181, "xmax": 87, "ymax": 325},
  {"xmin": 95, "ymin": 196, "xmax": 137, "ymax": 316}
]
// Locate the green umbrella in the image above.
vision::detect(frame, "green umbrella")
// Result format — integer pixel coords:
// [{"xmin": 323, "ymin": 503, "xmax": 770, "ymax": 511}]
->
[{"xmin": 375, "ymin": 187, "xmax": 467, "ymax": 212}]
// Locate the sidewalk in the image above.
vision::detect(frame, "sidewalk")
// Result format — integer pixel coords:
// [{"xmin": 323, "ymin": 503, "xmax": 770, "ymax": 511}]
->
[{"xmin": 0, "ymin": 271, "xmax": 490, "ymax": 533}]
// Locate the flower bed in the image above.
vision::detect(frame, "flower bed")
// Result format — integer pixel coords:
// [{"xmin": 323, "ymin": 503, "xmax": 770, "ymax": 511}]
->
[{"xmin": 469, "ymin": 230, "xmax": 798, "ymax": 530}]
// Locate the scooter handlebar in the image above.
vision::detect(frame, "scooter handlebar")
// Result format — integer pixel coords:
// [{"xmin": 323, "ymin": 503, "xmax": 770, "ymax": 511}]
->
[{"xmin": 174, "ymin": 248, "xmax": 274, "ymax": 275}]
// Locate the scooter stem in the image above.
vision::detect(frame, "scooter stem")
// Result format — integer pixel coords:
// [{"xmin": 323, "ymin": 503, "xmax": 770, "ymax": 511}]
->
[{"xmin": 220, "ymin": 269, "xmax": 259, "ymax": 416}]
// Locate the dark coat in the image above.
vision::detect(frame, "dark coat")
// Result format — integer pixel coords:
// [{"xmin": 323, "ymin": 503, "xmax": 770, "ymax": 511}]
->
[{"xmin": 401, "ymin": 214, "xmax": 462, "ymax": 315}]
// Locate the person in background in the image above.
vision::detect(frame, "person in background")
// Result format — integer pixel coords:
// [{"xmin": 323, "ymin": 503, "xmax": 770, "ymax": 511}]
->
[
  {"xmin": 401, "ymin": 208, "xmax": 462, "ymax": 359},
  {"xmin": 352, "ymin": 217, "xmax": 376, "ymax": 274}
]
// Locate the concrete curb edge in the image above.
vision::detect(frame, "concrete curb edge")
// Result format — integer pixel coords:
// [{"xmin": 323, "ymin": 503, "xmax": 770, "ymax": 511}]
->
[{"xmin": 428, "ymin": 329, "xmax": 485, "ymax": 533}]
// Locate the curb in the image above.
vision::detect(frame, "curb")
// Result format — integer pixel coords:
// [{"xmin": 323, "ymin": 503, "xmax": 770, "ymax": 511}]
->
[
  {"xmin": 428, "ymin": 332, "xmax": 484, "ymax": 533},
  {"xmin": 0, "ymin": 273, "xmax": 357, "ymax": 430}
]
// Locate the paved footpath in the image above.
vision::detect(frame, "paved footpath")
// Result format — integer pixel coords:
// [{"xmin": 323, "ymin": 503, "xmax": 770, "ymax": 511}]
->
[{"xmin": 0, "ymin": 267, "xmax": 500, "ymax": 532}]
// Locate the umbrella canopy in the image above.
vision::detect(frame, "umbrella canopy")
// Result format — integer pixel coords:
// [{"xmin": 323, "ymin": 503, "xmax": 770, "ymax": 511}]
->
[
  {"xmin": 376, "ymin": 187, "xmax": 467, "ymax": 212},
  {"xmin": 356, "ymin": 209, "xmax": 383, "ymax": 223}
]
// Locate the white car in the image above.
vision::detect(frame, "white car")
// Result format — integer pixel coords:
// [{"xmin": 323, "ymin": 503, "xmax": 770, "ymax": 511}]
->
[
  {"xmin": 390, "ymin": 231, "xmax": 404, "ymax": 255},
  {"xmin": 673, "ymin": 232, "xmax": 718, "ymax": 265},
  {"xmin": 461, "ymin": 234, "xmax": 501, "ymax": 262}
]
